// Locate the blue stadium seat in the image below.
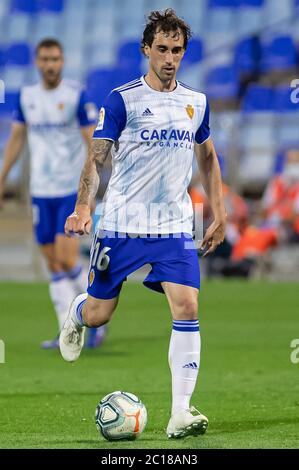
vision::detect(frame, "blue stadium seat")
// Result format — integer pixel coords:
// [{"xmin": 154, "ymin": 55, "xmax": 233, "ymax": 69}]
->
[
  {"xmin": 117, "ymin": 41, "xmax": 142, "ymax": 68},
  {"xmin": 10, "ymin": 0, "xmax": 38, "ymax": 13},
  {"xmin": 208, "ymin": 0, "xmax": 241, "ymax": 6},
  {"xmin": 86, "ymin": 69, "xmax": 119, "ymax": 109},
  {"xmin": 5, "ymin": 43, "xmax": 32, "ymax": 66},
  {"xmin": 273, "ymin": 152, "xmax": 286, "ymax": 174},
  {"xmin": 0, "ymin": 91, "xmax": 19, "ymax": 115},
  {"xmin": 242, "ymin": 84, "xmax": 274, "ymax": 112},
  {"xmin": 0, "ymin": 47, "xmax": 5, "ymax": 67},
  {"xmin": 242, "ymin": 0, "xmax": 264, "ymax": 5},
  {"xmin": 205, "ymin": 65, "xmax": 239, "ymax": 99},
  {"xmin": 273, "ymin": 87, "xmax": 299, "ymax": 112},
  {"xmin": 260, "ymin": 36, "xmax": 298, "ymax": 72},
  {"xmin": 234, "ymin": 37, "xmax": 260, "ymax": 74},
  {"xmin": 38, "ymin": 0, "xmax": 64, "ymax": 12},
  {"xmin": 87, "ymin": 66, "xmax": 142, "ymax": 109},
  {"xmin": 182, "ymin": 38, "xmax": 203, "ymax": 66}
]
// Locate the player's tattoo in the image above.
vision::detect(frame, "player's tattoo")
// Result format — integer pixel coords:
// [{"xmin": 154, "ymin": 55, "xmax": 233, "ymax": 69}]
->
[{"xmin": 77, "ymin": 139, "xmax": 112, "ymax": 206}]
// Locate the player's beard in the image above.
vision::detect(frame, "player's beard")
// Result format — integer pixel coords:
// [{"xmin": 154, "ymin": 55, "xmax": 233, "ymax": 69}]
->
[{"xmin": 43, "ymin": 70, "xmax": 61, "ymax": 88}]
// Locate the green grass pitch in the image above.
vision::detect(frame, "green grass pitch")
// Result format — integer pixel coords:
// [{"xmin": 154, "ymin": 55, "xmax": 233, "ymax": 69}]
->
[{"xmin": 0, "ymin": 280, "xmax": 298, "ymax": 449}]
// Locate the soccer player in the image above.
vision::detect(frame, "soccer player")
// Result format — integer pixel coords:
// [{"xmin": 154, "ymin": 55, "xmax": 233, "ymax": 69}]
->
[
  {"xmin": 61, "ymin": 10, "xmax": 226, "ymax": 438},
  {"xmin": 0, "ymin": 38, "xmax": 106, "ymax": 349}
]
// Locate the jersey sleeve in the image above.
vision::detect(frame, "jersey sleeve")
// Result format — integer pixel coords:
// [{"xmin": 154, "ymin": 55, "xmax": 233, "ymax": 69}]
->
[
  {"xmin": 195, "ymin": 96, "xmax": 210, "ymax": 145},
  {"xmin": 77, "ymin": 89, "xmax": 98, "ymax": 127},
  {"xmin": 93, "ymin": 90, "xmax": 127, "ymax": 141},
  {"xmin": 12, "ymin": 91, "xmax": 26, "ymax": 123}
]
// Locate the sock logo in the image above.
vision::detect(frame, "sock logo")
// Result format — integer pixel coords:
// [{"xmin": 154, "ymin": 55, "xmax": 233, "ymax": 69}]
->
[{"xmin": 183, "ymin": 362, "xmax": 198, "ymax": 369}]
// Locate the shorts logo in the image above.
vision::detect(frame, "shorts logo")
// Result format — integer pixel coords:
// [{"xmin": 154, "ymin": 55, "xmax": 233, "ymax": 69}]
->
[
  {"xmin": 89, "ymin": 268, "xmax": 95, "ymax": 287},
  {"xmin": 186, "ymin": 104, "xmax": 194, "ymax": 119},
  {"xmin": 96, "ymin": 107, "xmax": 105, "ymax": 130}
]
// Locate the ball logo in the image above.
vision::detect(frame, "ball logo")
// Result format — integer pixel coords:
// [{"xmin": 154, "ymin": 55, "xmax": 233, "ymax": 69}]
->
[
  {"xmin": 96, "ymin": 107, "xmax": 105, "ymax": 131},
  {"xmin": 89, "ymin": 268, "xmax": 95, "ymax": 287},
  {"xmin": 186, "ymin": 104, "xmax": 194, "ymax": 119}
]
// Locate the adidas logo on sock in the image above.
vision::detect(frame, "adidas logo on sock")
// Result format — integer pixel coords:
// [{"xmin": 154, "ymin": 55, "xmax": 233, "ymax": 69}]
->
[
  {"xmin": 183, "ymin": 362, "xmax": 198, "ymax": 369},
  {"xmin": 142, "ymin": 108, "xmax": 154, "ymax": 116}
]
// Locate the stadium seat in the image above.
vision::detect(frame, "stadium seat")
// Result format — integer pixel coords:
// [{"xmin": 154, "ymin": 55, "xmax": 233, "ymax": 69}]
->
[
  {"xmin": 0, "ymin": 91, "xmax": 19, "ymax": 115},
  {"xmin": 182, "ymin": 38, "xmax": 203, "ymax": 66},
  {"xmin": 5, "ymin": 43, "xmax": 32, "ymax": 66},
  {"xmin": 234, "ymin": 37, "xmax": 260, "ymax": 74},
  {"xmin": 260, "ymin": 35, "xmax": 297, "ymax": 72},
  {"xmin": 38, "ymin": 0, "xmax": 64, "ymax": 12},
  {"xmin": 117, "ymin": 40, "xmax": 142, "ymax": 68},
  {"xmin": 242, "ymin": 0, "xmax": 264, "ymax": 5},
  {"xmin": 205, "ymin": 65, "xmax": 239, "ymax": 99},
  {"xmin": 86, "ymin": 69, "xmax": 119, "ymax": 109},
  {"xmin": 10, "ymin": 0, "xmax": 38, "ymax": 14},
  {"xmin": 273, "ymin": 152, "xmax": 286, "ymax": 174},
  {"xmin": 208, "ymin": 0, "xmax": 241, "ymax": 6},
  {"xmin": 242, "ymin": 84, "xmax": 274, "ymax": 112},
  {"xmin": 0, "ymin": 47, "xmax": 5, "ymax": 67}
]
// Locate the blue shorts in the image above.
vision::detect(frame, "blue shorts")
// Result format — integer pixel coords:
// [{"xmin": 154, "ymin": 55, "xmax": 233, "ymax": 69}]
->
[
  {"xmin": 87, "ymin": 231, "xmax": 200, "ymax": 299},
  {"xmin": 31, "ymin": 193, "xmax": 77, "ymax": 245}
]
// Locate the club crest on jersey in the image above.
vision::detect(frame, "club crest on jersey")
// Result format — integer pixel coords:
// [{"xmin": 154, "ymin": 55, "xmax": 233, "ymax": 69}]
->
[
  {"xmin": 96, "ymin": 107, "xmax": 105, "ymax": 131},
  {"xmin": 89, "ymin": 269, "xmax": 95, "ymax": 287},
  {"xmin": 58, "ymin": 102, "xmax": 64, "ymax": 110},
  {"xmin": 186, "ymin": 104, "xmax": 194, "ymax": 119}
]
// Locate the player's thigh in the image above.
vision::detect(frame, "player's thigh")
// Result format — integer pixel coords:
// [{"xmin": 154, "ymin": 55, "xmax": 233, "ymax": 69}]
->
[
  {"xmin": 162, "ymin": 281, "xmax": 199, "ymax": 321},
  {"xmin": 55, "ymin": 234, "xmax": 80, "ymax": 269},
  {"xmin": 84, "ymin": 293, "xmax": 119, "ymax": 325},
  {"xmin": 40, "ymin": 243, "xmax": 61, "ymax": 272}
]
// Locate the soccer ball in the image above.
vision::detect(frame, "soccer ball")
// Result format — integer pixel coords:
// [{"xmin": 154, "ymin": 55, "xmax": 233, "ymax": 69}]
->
[{"xmin": 95, "ymin": 391, "xmax": 147, "ymax": 441}]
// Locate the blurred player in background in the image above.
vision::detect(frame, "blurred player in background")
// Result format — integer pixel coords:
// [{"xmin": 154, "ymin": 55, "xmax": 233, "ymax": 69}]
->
[
  {"xmin": 0, "ymin": 38, "xmax": 106, "ymax": 349},
  {"xmin": 61, "ymin": 10, "xmax": 226, "ymax": 438}
]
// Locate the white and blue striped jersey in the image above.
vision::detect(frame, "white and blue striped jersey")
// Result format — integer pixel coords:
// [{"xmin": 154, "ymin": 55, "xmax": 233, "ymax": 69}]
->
[
  {"xmin": 13, "ymin": 79, "xmax": 97, "ymax": 197},
  {"xmin": 93, "ymin": 75, "xmax": 210, "ymax": 235}
]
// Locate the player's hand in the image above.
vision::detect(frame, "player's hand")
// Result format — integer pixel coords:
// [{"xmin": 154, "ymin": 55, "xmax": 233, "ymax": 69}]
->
[
  {"xmin": 199, "ymin": 217, "xmax": 226, "ymax": 257},
  {"xmin": 64, "ymin": 204, "xmax": 93, "ymax": 237}
]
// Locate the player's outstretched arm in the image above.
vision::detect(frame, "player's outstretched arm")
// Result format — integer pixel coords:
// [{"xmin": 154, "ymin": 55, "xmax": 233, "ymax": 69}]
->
[
  {"xmin": 65, "ymin": 139, "xmax": 112, "ymax": 236},
  {"xmin": 0, "ymin": 122, "xmax": 27, "ymax": 208},
  {"xmin": 194, "ymin": 138, "xmax": 226, "ymax": 256}
]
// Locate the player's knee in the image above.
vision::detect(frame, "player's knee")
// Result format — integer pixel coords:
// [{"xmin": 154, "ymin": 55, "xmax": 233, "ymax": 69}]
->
[
  {"xmin": 177, "ymin": 298, "xmax": 198, "ymax": 320},
  {"xmin": 58, "ymin": 258, "xmax": 75, "ymax": 273}
]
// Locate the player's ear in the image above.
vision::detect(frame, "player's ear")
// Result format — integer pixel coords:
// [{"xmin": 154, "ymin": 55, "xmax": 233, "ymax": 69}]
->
[{"xmin": 143, "ymin": 44, "xmax": 150, "ymax": 58}]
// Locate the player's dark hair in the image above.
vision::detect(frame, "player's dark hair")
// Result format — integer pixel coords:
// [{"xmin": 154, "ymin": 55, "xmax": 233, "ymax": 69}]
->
[
  {"xmin": 141, "ymin": 9, "xmax": 192, "ymax": 53},
  {"xmin": 36, "ymin": 38, "xmax": 63, "ymax": 55}
]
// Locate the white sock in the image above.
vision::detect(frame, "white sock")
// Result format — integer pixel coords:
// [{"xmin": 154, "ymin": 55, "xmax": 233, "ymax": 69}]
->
[
  {"xmin": 70, "ymin": 293, "xmax": 88, "ymax": 328},
  {"xmin": 49, "ymin": 272, "xmax": 76, "ymax": 331},
  {"xmin": 168, "ymin": 319, "xmax": 201, "ymax": 415},
  {"xmin": 67, "ymin": 264, "xmax": 88, "ymax": 295}
]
